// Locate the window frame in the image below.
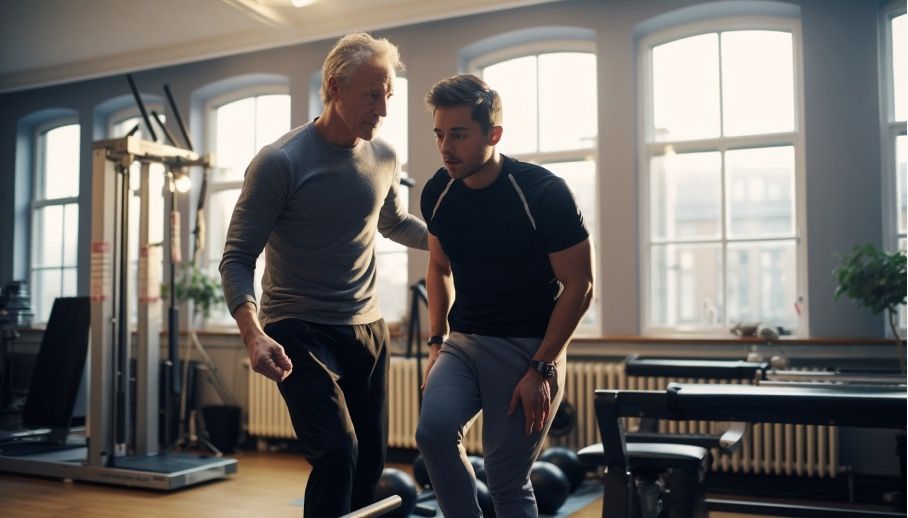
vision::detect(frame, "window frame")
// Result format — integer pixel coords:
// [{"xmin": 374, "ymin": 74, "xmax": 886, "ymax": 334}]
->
[
  {"xmin": 202, "ymin": 84, "xmax": 290, "ymax": 327},
  {"xmin": 467, "ymin": 39, "xmax": 601, "ymax": 336},
  {"xmin": 880, "ymin": 1, "xmax": 907, "ymax": 252},
  {"xmin": 30, "ymin": 118, "xmax": 81, "ymax": 324},
  {"xmin": 879, "ymin": 1, "xmax": 907, "ymax": 334},
  {"xmin": 638, "ymin": 15, "xmax": 808, "ymax": 336}
]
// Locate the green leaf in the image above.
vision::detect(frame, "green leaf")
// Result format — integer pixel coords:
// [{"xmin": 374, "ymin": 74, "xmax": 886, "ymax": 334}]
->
[
  {"xmin": 161, "ymin": 263, "xmax": 224, "ymax": 320},
  {"xmin": 832, "ymin": 244, "xmax": 907, "ymax": 315}
]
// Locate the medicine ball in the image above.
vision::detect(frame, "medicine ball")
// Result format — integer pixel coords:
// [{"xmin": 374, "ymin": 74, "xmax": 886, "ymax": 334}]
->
[
  {"xmin": 530, "ymin": 461, "xmax": 570, "ymax": 515},
  {"xmin": 373, "ymin": 468, "xmax": 418, "ymax": 518},
  {"xmin": 539, "ymin": 446, "xmax": 586, "ymax": 493},
  {"xmin": 476, "ymin": 478, "xmax": 496, "ymax": 518},
  {"xmin": 468, "ymin": 455, "xmax": 487, "ymax": 483},
  {"xmin": 412, "ymin": 454, "xmax": 431, "ymax": 489}
]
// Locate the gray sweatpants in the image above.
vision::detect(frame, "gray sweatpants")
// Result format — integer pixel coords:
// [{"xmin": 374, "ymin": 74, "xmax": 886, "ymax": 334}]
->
[{"xmin": 415, "ymin": 332, "xmax": 567, "ymax": 518}]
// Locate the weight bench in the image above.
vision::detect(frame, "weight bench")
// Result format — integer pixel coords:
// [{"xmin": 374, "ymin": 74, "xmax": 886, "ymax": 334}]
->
[{"xmin": 584, "ymin": 382, "xmax": 907, "ymax": 518}]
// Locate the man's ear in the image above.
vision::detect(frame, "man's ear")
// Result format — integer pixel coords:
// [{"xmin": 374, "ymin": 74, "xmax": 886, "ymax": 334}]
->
[
  {"xmin": 489, "ymin": 126, "xmax": 503, "ymax": 146},
  {"xmin": 327, "ymin": 76, "xmax": 340, "ymax": 98}
]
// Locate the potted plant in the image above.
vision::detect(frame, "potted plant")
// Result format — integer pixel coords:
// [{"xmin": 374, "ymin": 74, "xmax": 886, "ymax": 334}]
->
[
  {"xmin": 833, "ymin": 244, "xmax": 907, "ymax": 372},
  {"xmin": 166, "ymin": 263, "xmax": 223, "ymax": 322}
]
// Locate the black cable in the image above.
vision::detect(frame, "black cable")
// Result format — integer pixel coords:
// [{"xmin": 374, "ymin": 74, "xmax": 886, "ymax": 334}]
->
[
  {"xmin": 126, "ymin": 74, "xmax": 157, "ymax": 142},
  {"xmin": 164, "ymin": 84, "xmax": 193, "ymax": 151}
]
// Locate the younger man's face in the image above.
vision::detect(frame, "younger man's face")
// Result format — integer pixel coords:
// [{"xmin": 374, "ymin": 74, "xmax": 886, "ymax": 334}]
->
[{"xmin": 433, "ymin": 105, "xmax": 497, "ymax": 181}]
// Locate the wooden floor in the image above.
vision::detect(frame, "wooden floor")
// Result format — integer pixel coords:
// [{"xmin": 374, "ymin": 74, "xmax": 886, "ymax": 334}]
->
[
  {"xmin": 0, "ymin": 449, "xmax": 775, "ymax": 518},
  {"xmin": 0, "ymin": 449, "xmax": 603, "ymax": 518}
]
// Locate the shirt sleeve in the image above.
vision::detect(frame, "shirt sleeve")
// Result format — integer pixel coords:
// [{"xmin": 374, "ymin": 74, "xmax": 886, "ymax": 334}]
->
[
  {"xmin": 377, "ymin": 155, "xmax": 429, "ymax": 250},
  {"xmin": 218, "ymin": 146, "xmax": 291, "ymax": 314},
  {"xmin": 535, "ymin": 177, "xmax": 589, "ymax": 253},
  {"xmin": 420, "ymin": 169, "xmax": 448, "ymax": 236}
]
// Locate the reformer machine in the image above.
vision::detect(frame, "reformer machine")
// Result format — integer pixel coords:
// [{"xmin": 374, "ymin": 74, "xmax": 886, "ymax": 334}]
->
[{"xmin": 0, "ymin": 136, "xmax": 237, "ymax": 489}]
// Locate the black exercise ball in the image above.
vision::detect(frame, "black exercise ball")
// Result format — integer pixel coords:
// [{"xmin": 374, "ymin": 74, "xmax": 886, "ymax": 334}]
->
[
  {"xmin": 539, "ymin": 446, "xmax": 586, "ymax": 493},
  {"xmin": 468, "ymin": 455, "xmax": 487, "ymax": 483},
  {"xmin": 412, "ymin": 454, "xmax": 431, "ymax": 489},
  {"xmin": 530, "ymin": 461, "xmax": 570, "ymax": 515},
  {"xmin": 549, "ymin": 401, "xmax": 576, "ymax": 438},
  {"xmin": 372, "ymin": 468, "xmax": 417, "ymax": 518},
  {"xmin": 476, "ymin": 478, "xmax": 496, "ymax": 518}
]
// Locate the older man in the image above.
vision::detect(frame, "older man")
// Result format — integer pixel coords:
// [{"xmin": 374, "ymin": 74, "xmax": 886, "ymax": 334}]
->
[{"xmin": 220, "ymin": 32, "xmax": 427, "ymax": 517}]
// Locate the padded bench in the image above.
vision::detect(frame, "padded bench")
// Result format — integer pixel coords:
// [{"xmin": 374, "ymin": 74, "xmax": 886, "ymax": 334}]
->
[{"xmin": 577, "ymin": 442, "xmax": 708, "ymax": 475}]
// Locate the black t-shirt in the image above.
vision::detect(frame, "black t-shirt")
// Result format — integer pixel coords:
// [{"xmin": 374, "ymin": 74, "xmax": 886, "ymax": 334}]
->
[{"xmin": 420, "ymin": 155, "xmax": 588, "ymax": 338}]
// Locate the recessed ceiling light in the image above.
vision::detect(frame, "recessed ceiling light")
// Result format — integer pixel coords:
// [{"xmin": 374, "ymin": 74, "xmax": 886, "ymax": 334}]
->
[{"xmin": 290, "ymin": 0, "xmax": 316, "ymax": 7}]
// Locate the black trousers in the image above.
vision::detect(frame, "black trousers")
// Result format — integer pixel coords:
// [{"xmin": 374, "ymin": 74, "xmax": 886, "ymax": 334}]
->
[{"xmin": 265, "ymin": 318, "xmax": 389, "ymax": 518}]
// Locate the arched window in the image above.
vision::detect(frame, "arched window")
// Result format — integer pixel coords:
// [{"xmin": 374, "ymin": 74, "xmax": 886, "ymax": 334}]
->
[
  {"xmin": 639, "ymin": 12, "xmax": 805, "ymax": 335},
  {"xmin": 465, "ymin": 30, "xmax": 599, "ymax": 335},
  {"xmin": 31, "ymin": 120, "xmax": 81, "ymax": 323},
  {"xmin": 202, "ymin": 82, "xmax": 291, "ymax": 325},
  {"xmin": 880, "ymin": 1, "xmax": 906, "ymax": 329}
]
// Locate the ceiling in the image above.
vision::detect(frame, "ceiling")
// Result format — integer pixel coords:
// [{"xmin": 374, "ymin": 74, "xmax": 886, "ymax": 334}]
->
[{"xmin": 0, "ymin": 0, "xmax": 561, "ymax": 94}]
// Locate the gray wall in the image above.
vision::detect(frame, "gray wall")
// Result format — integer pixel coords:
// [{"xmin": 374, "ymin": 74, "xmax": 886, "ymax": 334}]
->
[{"xmin": 0, "ymin": 0, "xmax": 891, "ymax": 338}]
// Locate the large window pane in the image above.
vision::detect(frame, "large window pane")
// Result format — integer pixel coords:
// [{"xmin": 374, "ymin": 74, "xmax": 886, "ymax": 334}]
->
[
  {"xmin": 651, "ymin": 151, "xmax": 721, "ymax": 240},
  {"xmin": 255, "ymin": 95, "xmax": 291, "ymax": 149},
  {"xmin": 208, "ymin": 189, "xmax": 242, "ymax": 274},
  {"xmin": 375, "ymin": 251, "xmax": 407, "ymax": 325},
  {"xmin": 545, "ymin": 160, "xmax": 598, "ymax": 329},
  {"xmin": 62, "ymin": 268, "xmax": 77, "ymax": 301},
  {"xmin": 652, "ymin": 34, "xmax": 719, "ymax": 141},
  {"xmin": 894, "ymin": 14, "xmax": 906, "ymax": 122},
  {"xmin": 32, "ymin": 269, "xmax": 58, "ymax": 324},
  {"xmin": 42, "ymin": 124, "xmax": 80, "ymax": 199},
  {"xmin": 726, "ymin": 240, "xmax": 797, "ymax": 328},
  {"xmin": 34, "ymin": 205, "xmax": 63, "ymax": 267},
  {"xmin": 483, "ymin": 56, "xmax": 538, "ymax": 154},
  {"xmin": 371, "ymin": 75, "xmax": 411, "ymax": 325},
  {"xmin": 545, "ymin": 160, "xmax": 597, "ymax": 239},
  {"xmin": 721, "ymin": 31, "xmax": 794, "ymax": 136},
  {"xmin": 215, "ymin": 98, "xmax": 256, "ymax": 182},
  {"xmin": 382, "ymin": 77, "xmax": 408, "ymax": 162},
  {"xmin": 539, "ymin": 53, "xmax": 596, "ymax": 151},
  {"xmin": 62, "ymin": 203, "xmax": 79, "ymax": 265},
  {"xmin": 650, "ymin": 244, "xmax": 723, "ymax": 328},
  {"xmin": 898, "ymin": 135, "xmax": 907, "ymax": 234},
  {"xmin": 726, "ymin": 146, "xmax": 795, "ymax": 238}
]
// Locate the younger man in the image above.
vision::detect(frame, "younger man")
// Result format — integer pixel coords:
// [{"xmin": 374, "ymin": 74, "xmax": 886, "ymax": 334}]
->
[{"xmin": 416, "ymin": 74, "xmax": 594, "ymax": 517}]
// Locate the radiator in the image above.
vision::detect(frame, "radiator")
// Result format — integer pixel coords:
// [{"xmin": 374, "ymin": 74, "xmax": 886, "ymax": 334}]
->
[{"xmin": 247, "ymin": 358, "xmax": 840, "ymax": 478}]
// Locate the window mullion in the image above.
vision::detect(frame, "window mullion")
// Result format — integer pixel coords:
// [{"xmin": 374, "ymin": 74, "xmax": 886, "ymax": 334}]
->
[{"xmin": 535, "ymin": 55, "xmax": 542, "ymax": 154}]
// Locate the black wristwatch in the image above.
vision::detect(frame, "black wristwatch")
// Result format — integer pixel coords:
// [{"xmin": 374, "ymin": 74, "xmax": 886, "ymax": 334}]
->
[
  {"xmin": 427, "ymin": 335, "xmax": 445, "ymax": 347},
  {"xmin": 530, "ymin": 359, "xmax": 556, "ymax": 379}
]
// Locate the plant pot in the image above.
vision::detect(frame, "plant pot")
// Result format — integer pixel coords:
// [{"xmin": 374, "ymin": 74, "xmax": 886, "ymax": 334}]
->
[{"xmin": 201, "ymin": 405, "xmax": 241, "ymax": 453}]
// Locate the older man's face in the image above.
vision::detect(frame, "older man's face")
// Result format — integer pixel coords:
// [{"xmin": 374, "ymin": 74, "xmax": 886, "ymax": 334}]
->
[{"xmin": 331, "ymin": 58, "xmax": 395, "ymax": 144}]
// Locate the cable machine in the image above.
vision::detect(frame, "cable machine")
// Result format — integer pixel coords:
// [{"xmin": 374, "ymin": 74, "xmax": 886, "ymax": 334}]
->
[{"xmin": 0, "ymin": 137, "xmax": 237, "ymax": 490}]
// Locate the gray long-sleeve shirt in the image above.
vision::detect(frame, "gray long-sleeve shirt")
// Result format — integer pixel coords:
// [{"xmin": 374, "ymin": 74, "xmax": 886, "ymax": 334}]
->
[{"xmin": 219, "ymin": 122, "xmax": 428, "ymax": 327}]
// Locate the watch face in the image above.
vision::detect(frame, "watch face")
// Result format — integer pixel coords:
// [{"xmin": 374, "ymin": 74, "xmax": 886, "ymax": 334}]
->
[{"xmin": 535, "ymin": 361, "xmax": 555, "ymax": 378}]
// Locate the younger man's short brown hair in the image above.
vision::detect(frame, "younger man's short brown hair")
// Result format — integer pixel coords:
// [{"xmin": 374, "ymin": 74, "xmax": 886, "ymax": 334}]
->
[{"xmin": 425, "ymin": 74, "xmax": 502, "ymax": 134}]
